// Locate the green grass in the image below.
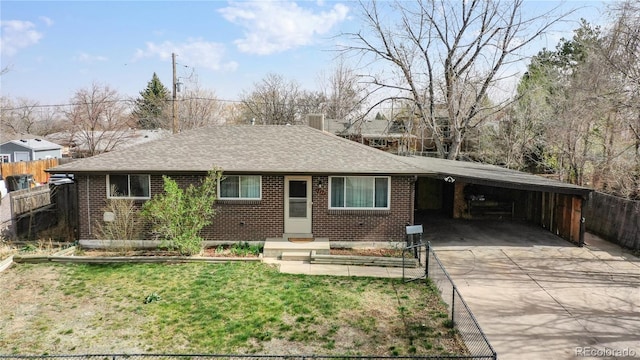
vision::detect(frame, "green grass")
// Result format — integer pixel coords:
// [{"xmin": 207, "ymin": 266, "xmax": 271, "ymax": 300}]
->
[{"xmin": 1, "ymin": 262, "xmax": 464, "ymax": 355}]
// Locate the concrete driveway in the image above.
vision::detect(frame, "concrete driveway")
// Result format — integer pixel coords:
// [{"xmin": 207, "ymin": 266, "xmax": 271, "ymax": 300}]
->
[{"xmin": 424, "ymin": 219, "xmax": 640, "ymax": 360}]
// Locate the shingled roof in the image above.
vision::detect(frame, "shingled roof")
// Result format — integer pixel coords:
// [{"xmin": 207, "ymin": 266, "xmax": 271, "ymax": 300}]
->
[
  {"xmin": 49, "ymin": 125, "xmax": 419, "ymax": 174},
  {"xmin": 3, "ymin": 138, "xmax": 62, "ymax": 151},
  {"xmin": 397, "ymin": 156, "xmax": 591, "ymax": 196},
  {"xmin": 49, "ymin": 124, "xmax": 591, "ymax": 196}
]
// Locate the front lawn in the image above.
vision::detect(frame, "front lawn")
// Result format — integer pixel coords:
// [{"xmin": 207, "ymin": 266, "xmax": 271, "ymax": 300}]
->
[{"xmin": 0, "ymin": 261, "xmax": 465, "ymax": 356}]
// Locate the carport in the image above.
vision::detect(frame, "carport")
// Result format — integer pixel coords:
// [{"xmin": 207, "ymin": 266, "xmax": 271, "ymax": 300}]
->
[
  {"xmin": 426, "ymin": 219, "xmax": 640, "ymax": 360},
  {"xmin": 399, "ymin": 157, "xmax": 592, "ymax": 245}
]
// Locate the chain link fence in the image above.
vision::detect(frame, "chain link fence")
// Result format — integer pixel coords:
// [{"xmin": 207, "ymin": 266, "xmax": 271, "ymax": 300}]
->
[
  {"xmin": 0, "ymin": 354, "xmax": 494, "ymax": 360},
  {"xmin": 1, "ymin": 241, "xmax": 496, "ymax": 360},
  {"xmin": 402, "ymin": 242, "xmax": 427, "ymax": 281},
  {"xmin": 426, "ymin": 243, "xmax": 497, "ymax": 359}
]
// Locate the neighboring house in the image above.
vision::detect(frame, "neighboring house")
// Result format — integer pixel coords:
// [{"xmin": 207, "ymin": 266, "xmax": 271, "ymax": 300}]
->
[
  {"xmin": 49, "ymin": 124, "xmax": 592, "ymax": 246},
  {"xmin": 325, "ymin": 116, "xmax": 417, "ymax": 155},
  {"xmin": 323, "ymin": 107, "xmax": 479, "ymax": 157},
  {"xmin": 0, "ymin": 138, "xmax": 62, "ymax": 163},
  {"xmin": 46, "ymin": 129, "xmax": 170, "ymax": 158}
]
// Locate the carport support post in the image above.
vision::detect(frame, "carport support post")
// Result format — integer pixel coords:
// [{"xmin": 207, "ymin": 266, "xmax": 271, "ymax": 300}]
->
[{"xmin": 579, "ymin": 197, "xmax": 586, "ymax": 247}]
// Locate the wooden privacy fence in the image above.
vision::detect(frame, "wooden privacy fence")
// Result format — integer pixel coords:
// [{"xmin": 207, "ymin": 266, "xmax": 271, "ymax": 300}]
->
[
  {"xmin": 584, "ymin": 192, "xmax": 640, "ymax": 250},
  {"xmin": 10, "ymin": 185, "xmax": 51, "ymax": 215},
  {"xmin": 0, "ymin": 158, "xmax": 59, "ymax": 184}
]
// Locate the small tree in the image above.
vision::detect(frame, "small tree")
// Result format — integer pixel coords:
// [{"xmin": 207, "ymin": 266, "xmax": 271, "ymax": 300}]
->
[
  {"xmin": 142, "ymin": 169, "xmax": 221, "ymax": 255},
  {"xmin": 133, "ymin": 73, "xmax": 171, "ymax": 129}
]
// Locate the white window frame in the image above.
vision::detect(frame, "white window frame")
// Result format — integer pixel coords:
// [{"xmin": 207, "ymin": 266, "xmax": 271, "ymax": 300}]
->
[
  {"xmin": 218, "ymin": 175, "xmax": 262, "ymax": 200},
  {"xmin": 328, "ymin": 176, "xmax": 391, "ymax": 210},
  {"xmin": 14, "ymin": 151, "xmax": 29, "ymax": 161},
  {"xmin": 106, "ymin": 174, "xmax": 151, "ymax": 200},
  {"xmin": 0, "ymin": 154, "xmax": 9, "ymax": 163},
  {"xmin": 369, "ymin": 139, "xmax": 388, "ymax": 148}
]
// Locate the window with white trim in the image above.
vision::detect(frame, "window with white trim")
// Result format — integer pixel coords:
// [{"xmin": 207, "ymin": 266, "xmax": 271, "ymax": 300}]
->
[
  {"xmin": 0, "ymin": 154, "xmax": 9, "ymax": 163},
  {"xmin": 219, "ymin": 175, "xmax": 261, "ymax": 200},
  {"xmin": 329, "ymin": 176, "xmax": 390, "ymax": 209},
  {"xmin": 107, "ymin": 174, "xmax": 150, "ymax": 199}
]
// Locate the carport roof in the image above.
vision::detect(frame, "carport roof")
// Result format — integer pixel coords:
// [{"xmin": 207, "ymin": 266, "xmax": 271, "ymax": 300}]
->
[{"xmin": 397, "ymin": 156, "xmax": 592, "ymax": 196}]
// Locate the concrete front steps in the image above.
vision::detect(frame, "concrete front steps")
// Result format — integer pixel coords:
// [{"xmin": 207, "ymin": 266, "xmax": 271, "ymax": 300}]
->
[
  {"xmin": 310, "ymin": 251, "xmax": 419, "ymax": 268},
  {"xmin": 263, "ymin": 235, "xmax": 330, "ymax": 260},
  {"xmin": 264, "ymin": 235, "xmax": 420, "ymax": 267}
]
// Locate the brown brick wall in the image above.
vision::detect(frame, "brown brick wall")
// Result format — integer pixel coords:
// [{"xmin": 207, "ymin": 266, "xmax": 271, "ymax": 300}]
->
[
  {"xmin": 77, "ymin": 173, "xmax": 414, "ymax": 243},
  {"xmin": 311, "ymin": 176, "xmax": 414, "ymax": 242},
  {"xmin": 205, "ymin": 175, "xmax": 284, "ymax": 241}
]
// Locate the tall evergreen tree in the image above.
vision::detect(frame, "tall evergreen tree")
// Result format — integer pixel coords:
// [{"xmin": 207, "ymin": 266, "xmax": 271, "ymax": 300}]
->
[{"xmin": 133, "ymin": 73, "xmax": 170, "ymax": 129}]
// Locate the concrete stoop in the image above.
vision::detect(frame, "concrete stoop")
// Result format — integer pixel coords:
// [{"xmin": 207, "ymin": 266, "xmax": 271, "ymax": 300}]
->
[
  {"xmin": 263, "ymin": 237, "xmax": 330, "ymax": 260},
  {"xmin": 310, "ymin": 251, "xmax": 419, "ymax": 268},
  {"xmin": 280, "ymin": 251, "xmax": 312, "ymax": 261}
]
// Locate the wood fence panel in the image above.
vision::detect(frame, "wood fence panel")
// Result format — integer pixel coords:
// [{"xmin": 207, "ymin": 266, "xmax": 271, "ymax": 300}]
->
[
  {"xmin": 0, "ymin": 158, "xmax": 59, "ymax": 183},
  {"xmin": 10, "ymin": 185, "xmax": 51, "ymax": 215},
  {"xmin": 584, "ymin": 192, "xmax": 640, "ymax": 250}
]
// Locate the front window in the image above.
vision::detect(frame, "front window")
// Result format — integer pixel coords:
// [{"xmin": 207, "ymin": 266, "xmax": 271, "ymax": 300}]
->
[
  {"xmin": 219, "ymin": 175, "xmax": 261, "ymax": 200},
  {"xmin": 329, "ymin": 176, "xmax": 390, "ymax": 209},
  {"xmin": 107, "ymin": 174, "xmax": 150, "ymax": 199},
  {"xmin": 0, "ymin": 154, "xmax": 9, "ymax": 163}
]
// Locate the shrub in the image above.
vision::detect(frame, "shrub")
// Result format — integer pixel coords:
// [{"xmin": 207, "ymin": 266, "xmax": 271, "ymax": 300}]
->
[
  {"xmin": 229, "ymin": 242, "xmax": 263, "ymax": 256},
  {"xmin": 142, "ymin": 169, "xmax": 221, "ymax": 256},
  {"xmin": 94, "ymin": 195, "xmax": 143, "ymax": 253}
]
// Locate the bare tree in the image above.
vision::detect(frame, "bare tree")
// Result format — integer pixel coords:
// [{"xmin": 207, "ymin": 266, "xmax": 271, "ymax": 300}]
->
[
  {"xmin": 220, "ymin": 102, "xmax": 248, "ymax": 125},
  {"xmin": 64, "ymin": 83, "xmax": 133, "ymax": 157},
  {"xmin": 0, "ymin": 96, "xmax": 66, "ymax": 138},
  {"xmin": 341, "ymin": 0, "xmax": 570, "ymax": 159},
  {"xmin": 240, "ymin": 73, "xmax": 305, "ymax": 125},
  {"xmin": 0, "ymin": 97, "xmax": 40, "ymax": 135},
  {"xmin": 318, "ymin": 58, "xmax": 366, "ymax": 122},
  {"xmin": 604, "ymin": 0, "xmax": 640, "ymax": 197},
  {"xmin": 177, "ymin": 84, "xmax": 225, "ymax": 130}
]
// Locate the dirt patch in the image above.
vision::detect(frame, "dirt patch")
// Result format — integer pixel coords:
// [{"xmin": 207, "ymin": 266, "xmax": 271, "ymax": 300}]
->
[
  {"xmin": 330, "ymin": 248, "xmax": 404, "ymax": 257},
  {"xmin": 0, "ymin": 262, "xmax": 466, "ymax": 356},
  {"xmin": 79, "ymin": 247, "xmax": 260, "ymax": 258}
]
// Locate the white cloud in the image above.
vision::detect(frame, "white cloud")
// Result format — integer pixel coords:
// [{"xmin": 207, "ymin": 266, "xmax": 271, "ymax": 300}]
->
[
  {"xmin": 39, "ymin": 16, "xmax": 54, "ymax": 27},
  {"xmin": 133, "ymin": 38, "xmax": 238, "ymax": 72},
  {"xmin": 219, "ymin": 1, "xmax": 349, "ymax": 55},
  {"xmin": 73, "ymin": 52, "xmax": 108, "ymax": 63},
  {"xmin": 0, "ymin": 20, "xmax": 43, "ymax": 56}
]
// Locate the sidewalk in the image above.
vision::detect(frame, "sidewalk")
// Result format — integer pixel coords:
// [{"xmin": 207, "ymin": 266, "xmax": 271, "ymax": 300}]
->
[{"xmin": 263, "ymin": 258, "xmax": 406, "ymax": 278}]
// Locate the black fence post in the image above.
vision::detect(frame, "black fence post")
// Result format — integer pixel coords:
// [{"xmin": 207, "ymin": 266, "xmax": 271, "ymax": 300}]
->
[
  {"xmin": 451, "ymin": 284, "xmax": 456, "ymax": 327},
  {"xmin": 425, "ymin": 241, "xmax": 430, "ymax": 278}
]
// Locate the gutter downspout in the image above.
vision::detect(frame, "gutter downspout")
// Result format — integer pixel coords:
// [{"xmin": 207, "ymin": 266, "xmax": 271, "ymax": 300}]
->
[{"xmin": 86, "ymin": 176, "xmax": 91, "ymax": 237}]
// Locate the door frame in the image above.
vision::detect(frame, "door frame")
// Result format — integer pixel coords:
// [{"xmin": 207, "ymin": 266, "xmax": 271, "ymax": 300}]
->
[{"xmin": 284, "ymin": 176, "xmax": 313, "ymax": 234}]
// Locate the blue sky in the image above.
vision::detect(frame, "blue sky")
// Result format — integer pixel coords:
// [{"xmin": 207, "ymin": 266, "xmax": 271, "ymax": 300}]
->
[{"xmin": 1, "ymin": 1, "xmax": 608, "ymax": 106}]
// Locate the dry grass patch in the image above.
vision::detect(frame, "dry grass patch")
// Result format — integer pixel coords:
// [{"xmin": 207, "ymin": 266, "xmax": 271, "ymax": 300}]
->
[{"xmin": 0, "ymin": 262, "xmax": 466, "ymax": 356}]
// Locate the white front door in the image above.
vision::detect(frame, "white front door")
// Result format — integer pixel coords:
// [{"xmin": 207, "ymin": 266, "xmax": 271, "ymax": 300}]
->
[{"xmin": 284, "ymin": 176, "xmax": 312, "ymax": 234}]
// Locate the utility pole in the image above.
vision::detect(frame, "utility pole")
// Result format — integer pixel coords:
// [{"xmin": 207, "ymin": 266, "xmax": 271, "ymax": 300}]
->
[{"xmin": 172, "ymin": 52, "xmax": 178, "ymax": 134}]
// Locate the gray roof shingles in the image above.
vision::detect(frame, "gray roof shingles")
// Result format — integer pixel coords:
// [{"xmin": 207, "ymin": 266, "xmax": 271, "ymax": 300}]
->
[
  {"xmin": 50, "ymin": 125, "xmax": 418, "ymax": 174},
  {"xmin": 396, "ymin": 156, "xmax": 591, "ymax": 195},
  {"xmin": 50, "ymin": 124, "xmax": 591, "ymax": 195}
]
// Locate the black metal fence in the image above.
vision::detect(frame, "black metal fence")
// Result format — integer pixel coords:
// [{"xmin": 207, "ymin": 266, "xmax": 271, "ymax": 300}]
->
[
  {"xmin": 426, "ymin": 243, "xmax": 497, "ymax": 359},
  {"xmin": 0, "ymin": 354, "xmax": 494, "ymax": 360},
  {"xmin": 1, "ymin": 243, "xmax": 496, "ymax": 360},
  {"xmin": 402, "ymin": 242, "xmax": 427, "ymax": 281}
]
